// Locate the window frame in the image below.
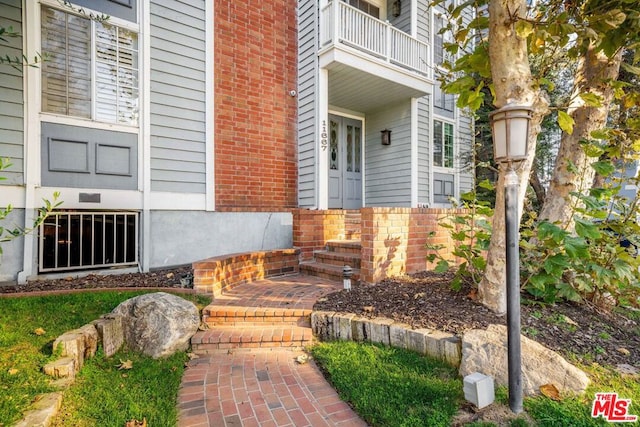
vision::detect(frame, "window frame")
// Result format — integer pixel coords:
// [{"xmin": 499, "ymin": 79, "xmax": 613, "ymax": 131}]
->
[
  {"xmin": 433, "ymin": 3, "xmax": 456, "ymax": 67},
  {"xmin": 39, "ymin": 0, "xmax": 140, "ymax": 131},
  {"xmin": 433, "ymin": 118, "xmax": 455, "ymax": 169}
]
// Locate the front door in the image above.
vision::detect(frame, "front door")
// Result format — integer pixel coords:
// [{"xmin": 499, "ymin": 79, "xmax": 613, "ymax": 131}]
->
[{"xmin": 328, "ymin": 115, "xmax": 363, "ymax": 209}]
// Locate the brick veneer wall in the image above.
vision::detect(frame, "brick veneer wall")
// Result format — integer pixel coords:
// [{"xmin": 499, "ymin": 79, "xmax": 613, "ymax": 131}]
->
[
  {"xmin": 360, "ymin": 208, "xmax": 466, "ymax": 283},
  {"xmin": 293, "ymin": 208, "xmax": 468, "ymax": 283},
  {"xmin": 214, "ymin": 0, "xmax": 298, "ymax": 210},
  {"xmin": 292, "ymin": 209, "xmax": 349, "ymax": 261},
  {"xmin": 192, "ymin": 248, "xmax": 300, "ymax": 295}
]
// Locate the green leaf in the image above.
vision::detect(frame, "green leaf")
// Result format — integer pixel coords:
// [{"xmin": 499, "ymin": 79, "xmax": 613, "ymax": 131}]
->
[
  {"xmin": 603, "ymin": 9, "xmax": 627, "ymax": 28},
  {"xmin": 579, "ymin": 92, "xmax": 603, "ymax": 107},
  {"xmin": 558, "ymin": 110, "xmax": 574, "ymax": 134},
  {"xmin": 557, "ymin": 283, "xmax": 581, "ymax": 302},
  {"xmin": 478, "ymin": 179, "xmax": 495, "ymax": 191},
  {"xmin": 574, "ymin": 218, "xmax": 601, "ymax": 240},
  {"xmin": 590, "ymin": 129, "xmax": 609, "ymax": 140},
  {"xmin": 434, "ymin": 260, "xmax": 450, "ymax": 273},
  {"xmin": 621, "ymin": 61, "xmax": 640, "ymax": 76},
  {"xmin": 538, "ymin": 221, "xmax": 566, "ymax": 244},
  {"xmin": 544, "ymin": 254, "xmax": 571, "ymax": 274},
  {"xmin": 564, "ymin": 236, "xmax": 590, "ymax": 259},
  {"xmin": 515, "ymin": 20, "xmax": 534, "ymax": 39},
  {"xmin": 591, "ymin": 160, "xmax": 616, "ymax": 177}
]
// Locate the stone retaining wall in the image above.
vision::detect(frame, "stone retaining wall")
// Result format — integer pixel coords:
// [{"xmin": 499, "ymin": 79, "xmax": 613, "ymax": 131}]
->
[{"xmin": 311, "ymin": 311, "xmax": 461, "ymax": 366}]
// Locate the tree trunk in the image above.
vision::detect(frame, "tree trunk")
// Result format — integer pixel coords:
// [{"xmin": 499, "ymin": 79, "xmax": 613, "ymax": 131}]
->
[
  {"xmin": 539, "ymin": 46, "xmax": 623, "ymax": 227},
  {"xmin": 530, "ymin": 166, "xmax": 546, "ymax": 209},
  {"xmin": 477, "ymin": 0, "xmax": 549, "ymax": 313}
]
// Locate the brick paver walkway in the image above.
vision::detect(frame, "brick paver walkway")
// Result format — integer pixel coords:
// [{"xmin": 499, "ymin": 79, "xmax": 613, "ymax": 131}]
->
[{"xmin": 177, "ymin": 275, "xmax": 367, "ymax": 427}]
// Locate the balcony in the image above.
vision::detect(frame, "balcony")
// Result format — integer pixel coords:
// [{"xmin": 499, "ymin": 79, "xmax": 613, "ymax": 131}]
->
[
  {"xmin": 319, "ymin": 1, "xmax": 432, "ymax": 112},
  {"xmin": 320, "ymin": 1, "xmax": 431, "ymax": 79}
]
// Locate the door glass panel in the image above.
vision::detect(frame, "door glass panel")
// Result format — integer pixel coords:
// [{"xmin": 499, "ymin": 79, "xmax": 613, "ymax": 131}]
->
[
  {"xmin": 354, "ymin": 126, "xmax": 361, "ymax": 173},
  {"xmin": 346, "ymin": 125, "xmax": 353, "ymax": 172},
  {"xmin": 330, "ymin": 120, "xmax": 339, "ymax": 170}
]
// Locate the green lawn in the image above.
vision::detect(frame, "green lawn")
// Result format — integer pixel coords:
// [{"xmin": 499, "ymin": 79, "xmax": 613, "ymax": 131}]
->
[
  {"xmin": 0, "ymin": 291, "xmax": 209, "ymax": 426},
  {"xmin": 312, "ymin": 341, "xmax": 640, "ymax": 427},
  {"xmin": 311, "ymin": 341, "xmax": 463, "ymax": 427}
]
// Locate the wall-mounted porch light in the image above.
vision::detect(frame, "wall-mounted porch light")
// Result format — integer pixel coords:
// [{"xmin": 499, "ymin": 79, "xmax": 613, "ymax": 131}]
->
[
  {"xmin": 381, "ymin": 129, "xmax": 392, "ymax": 145},
  {"xmin": 392, "ymin": 0, "xmax": 401, "ymax": 17}
]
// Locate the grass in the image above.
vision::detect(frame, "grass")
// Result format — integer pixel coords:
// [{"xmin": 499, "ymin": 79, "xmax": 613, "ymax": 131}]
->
[
  {"xmin": 51, "ymin": 348, "xmax": 186, "ymax": 426},
  {"xmin": 0, "ymin": 290, "xmax": 209, "ymax": 426},
  {"xmin": 312, "ymin": 341, "xmax": 640, "ymax": 427},
  {"xmin": 311, "ymin": 341, "xmax": 463, "ymax": 427}
]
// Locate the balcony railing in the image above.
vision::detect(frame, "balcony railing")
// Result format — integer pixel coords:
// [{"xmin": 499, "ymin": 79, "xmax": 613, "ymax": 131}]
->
[{"xmin": 320, "ymin": 1, "xmax": 431, "ymax": 78}]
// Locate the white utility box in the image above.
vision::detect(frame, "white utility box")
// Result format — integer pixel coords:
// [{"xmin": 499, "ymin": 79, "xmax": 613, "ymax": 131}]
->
[{"xmin": 463, "ymin": 372, "xmax": 495, "ymax": 409}]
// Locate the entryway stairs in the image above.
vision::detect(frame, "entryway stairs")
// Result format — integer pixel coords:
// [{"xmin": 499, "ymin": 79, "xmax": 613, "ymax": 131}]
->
[
  {"xmin": 299, "ymin": 240, "xmax": 362, "ymax": 282},
  {"xmin": 190, "ymin": 275, "xmax": 342, "ymax": 353},
  {"xmin": 191, "ymin": 210, "xmax": 361, "ymax": 353},
  {"xmin": 299, "ymin": 210, "xmax": 362, "ymax": 282}
]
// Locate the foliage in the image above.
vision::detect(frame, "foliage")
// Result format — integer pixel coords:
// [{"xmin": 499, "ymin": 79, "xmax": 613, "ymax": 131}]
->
[
  {"xmin": 311, "ymin": 341, "xmax": 462, "ymax": 427},
  {"xmin": 0, "ymin": 26, "xmax": 45, "ymax": 69},
  {"xmin": 428, "ymin": 155, "xmax": 640, "ymax": 307},
  {"xmin": 425, "ymin": 181, "xmax": 494, "ymax": 290},
  {"xmin": 0, "ymin": 290, "xmax": 207, "ymax": 425},
  {"xmin": 538, "ymin": 155, "xmax": 639, "ymax": 307},
  {"xmin": 0, "ymin": 158, "xmax": 61, "ymax": 258},
  {"xmin": 521, "ymin": 151, "xmax": 640, "ymax": 306}
]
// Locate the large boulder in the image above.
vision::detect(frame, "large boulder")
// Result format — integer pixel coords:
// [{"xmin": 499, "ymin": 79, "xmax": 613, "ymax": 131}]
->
[
  {"xmin": 460, "ymin": 324, "xmax": 590, "ymax": 396},
  {"xmin": 112, "ymin": 292, "xmax": 199, "ymax": 358}
]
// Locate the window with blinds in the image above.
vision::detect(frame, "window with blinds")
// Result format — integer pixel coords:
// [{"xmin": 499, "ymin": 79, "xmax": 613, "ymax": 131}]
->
[{"xmin": 41, "ymin": 6, "xmax": 139, "ymax": 126}]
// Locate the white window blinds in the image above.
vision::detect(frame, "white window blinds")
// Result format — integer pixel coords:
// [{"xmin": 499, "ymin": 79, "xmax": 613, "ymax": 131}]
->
[{"xmin": 41, "ymin": 6, "xmax": 139, "ymax": 126}]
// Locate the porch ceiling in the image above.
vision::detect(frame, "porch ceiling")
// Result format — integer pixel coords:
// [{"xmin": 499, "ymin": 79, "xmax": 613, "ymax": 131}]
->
[{"xmin": 322, "ymin": 47, "xmax": 432, "ymax": 114}]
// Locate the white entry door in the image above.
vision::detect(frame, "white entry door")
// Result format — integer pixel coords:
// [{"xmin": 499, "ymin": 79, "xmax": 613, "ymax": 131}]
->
[{"xmin": 328, "ymin": 115, "xmax": 363, "ymax": 209}]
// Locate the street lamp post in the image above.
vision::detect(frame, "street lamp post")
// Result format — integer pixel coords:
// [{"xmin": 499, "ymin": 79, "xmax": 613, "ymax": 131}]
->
[{"xmin": 489, "ymin": 103, "xmax": 533, "ymax": 415}]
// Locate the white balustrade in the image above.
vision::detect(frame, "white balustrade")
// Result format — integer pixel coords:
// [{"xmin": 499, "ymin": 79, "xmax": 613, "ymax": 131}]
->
[{"xmin": 320, "ymin": 1, "xmax": 431, "ymax": 77}]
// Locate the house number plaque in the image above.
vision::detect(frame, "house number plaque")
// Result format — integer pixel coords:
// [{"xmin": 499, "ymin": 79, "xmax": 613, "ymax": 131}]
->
[{"xmin": 320, "ymin": 120, "xmax": 328, "ymax": 151}]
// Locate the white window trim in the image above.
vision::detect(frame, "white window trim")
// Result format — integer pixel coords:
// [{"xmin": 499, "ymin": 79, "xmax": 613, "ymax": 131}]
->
[
  {"xmin": 40, "ymin": 113, "xmax": 139, "ymax": 134},
  {"xmin": 432, "ymin": 116, "xmax": 455, "ymax": 170},
  {"xmin": 40, "ymin": 0, "xmax": 140, "ymax": 32},
  {"xmin": 40, "ymin": 0, "xmax": 141, "ymax": 127},
  {"xmin": 431, "ymin": 114, "xmax": 458, "ymax": 207}
]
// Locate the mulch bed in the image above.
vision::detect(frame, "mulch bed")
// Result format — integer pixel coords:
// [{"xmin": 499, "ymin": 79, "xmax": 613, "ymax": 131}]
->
[{"xmin": 314, "ymin": 271, "xmax": 640, "ymax": 367}]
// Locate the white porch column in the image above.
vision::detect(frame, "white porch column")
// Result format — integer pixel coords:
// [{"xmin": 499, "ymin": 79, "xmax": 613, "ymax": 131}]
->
[
  {"xmin": 411, "ymin": 97, "xmax": 419, "ymax": 207},
  {"xmin": 317, "ymin": 68, "xmax": 329, "ymax": 209},
  {"xmin": 18, "ymin": 1, "xmax": 42, "ymax": 283}
]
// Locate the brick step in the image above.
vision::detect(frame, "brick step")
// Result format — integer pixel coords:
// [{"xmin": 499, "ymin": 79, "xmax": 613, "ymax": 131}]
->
[
  {"xmin": 202, "ymin": 305, "xmax": 311, "ymax": 327},
  {"xmin": 314, "ymin": 250, "xmax": 361, "ymax": 269},
  {"xmin": 190, "ymin": 326, "xmax": 314, "ymax": 354},
  {"xmin": 326, "ymin": 240, "xmax": 362, "ymax": 254},
  {"xmin": 299, "ymin": 261, "xmax": 360, "ymax": 283}
]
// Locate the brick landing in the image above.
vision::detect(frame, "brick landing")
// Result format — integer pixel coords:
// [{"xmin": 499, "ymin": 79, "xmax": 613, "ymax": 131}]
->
[{"xmin": 179, "ymin": 275, "xmax": 366, "ymax": 426}]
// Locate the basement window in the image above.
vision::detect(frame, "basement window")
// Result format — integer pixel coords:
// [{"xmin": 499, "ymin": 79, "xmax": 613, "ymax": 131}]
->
[{"xmin": 39, "ymin": 211, "xmax": 139, "ymax": 272}]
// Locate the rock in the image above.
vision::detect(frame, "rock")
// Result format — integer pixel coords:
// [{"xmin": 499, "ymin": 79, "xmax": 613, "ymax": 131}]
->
[
  {"xmin": 112, "ymin": 292, "xmax": 200, "ymax": 358},
  {"xmin": 615, "ymin": 364, "xmax": 639, "ymax": 377},
  {"xmin": 93, "ymin": 314, "xmax": 125, "ymax": 357},
  {"xmin": 617, "ymin": 347, "xmax": 631, "ymax": 356},
  {"xmin": 52, "ymin": 324, "xmax": 99, "ymax": 371},
  {"xmin": 460, "ymin": 324, "xmax": 590, "ymax": 396},
  {"xmin": 43, "ymin": 357, "xmax": 76, "ymax": 379},
  {"xmin": 13, "ymin": 392, "xmax": 63, "ymax": 427}
]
